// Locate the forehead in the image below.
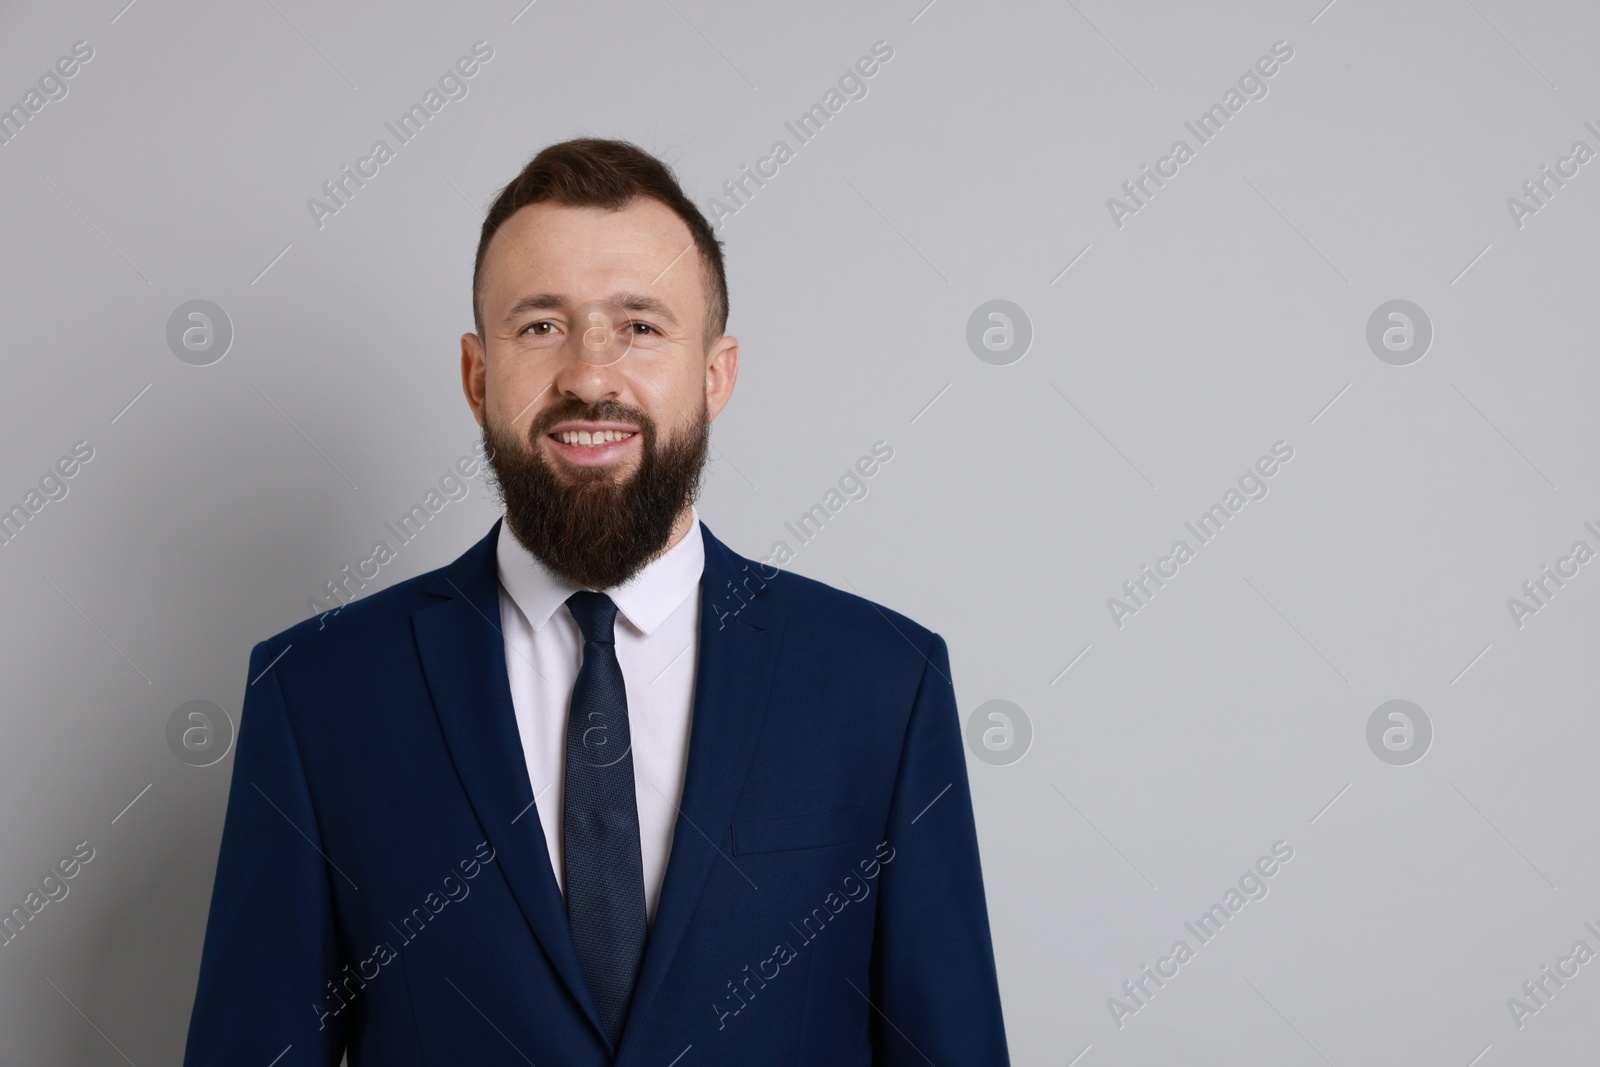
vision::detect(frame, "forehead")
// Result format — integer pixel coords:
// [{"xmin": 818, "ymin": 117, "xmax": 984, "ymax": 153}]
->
[{"xmin": 482, "ymin": 197, "xmax": 705, "ymax": 319}]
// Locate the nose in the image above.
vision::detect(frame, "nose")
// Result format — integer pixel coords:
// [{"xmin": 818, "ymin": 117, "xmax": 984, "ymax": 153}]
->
[
  {"xmin": 551, "ymin": 327, "xmax": 625, "ymax": 406},
  {"xmin": 571, "ymin": 308, "xmax": 634, "ymax": 368},
  {"xmin": 581, "ymin": 312, "xmax": 613, "ymax": 357}
]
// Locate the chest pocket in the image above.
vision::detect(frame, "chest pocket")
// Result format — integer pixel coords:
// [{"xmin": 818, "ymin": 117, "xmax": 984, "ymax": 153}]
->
[{"xmin": 732, "ymin": 805, "xmax": 869, "ymax": 855}]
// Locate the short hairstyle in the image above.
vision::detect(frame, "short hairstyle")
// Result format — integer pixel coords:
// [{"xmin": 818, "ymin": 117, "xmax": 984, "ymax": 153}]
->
[{"xmin": 472, "ymin": 138, "xmax": 728, "ymax": 346}]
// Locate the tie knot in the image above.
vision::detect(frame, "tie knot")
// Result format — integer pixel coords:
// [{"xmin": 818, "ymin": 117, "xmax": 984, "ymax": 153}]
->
[{"xmin": 565, "ymin": 590, "xmax": 618, "ymax": 645}]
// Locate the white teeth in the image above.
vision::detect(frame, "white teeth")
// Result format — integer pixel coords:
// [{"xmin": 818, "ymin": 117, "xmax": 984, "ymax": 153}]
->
[{"xmin": 556, "ymin": 430, "xmax": 634, "ymax": 447}]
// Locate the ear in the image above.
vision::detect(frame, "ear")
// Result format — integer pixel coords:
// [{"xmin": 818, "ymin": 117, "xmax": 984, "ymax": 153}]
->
[
  {"xmin": 704, "ymin": 333, "xmax": 739, "ymax": 423},
  {"xmin": 461, "ymin": 332, "xmax": 487, "ymax": 426}
]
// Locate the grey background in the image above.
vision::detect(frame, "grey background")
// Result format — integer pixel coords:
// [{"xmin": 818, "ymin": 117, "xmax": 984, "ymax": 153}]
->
[{"xmin": 2, "ymin": 0, "xmax": 1597, "ymax": 1063}]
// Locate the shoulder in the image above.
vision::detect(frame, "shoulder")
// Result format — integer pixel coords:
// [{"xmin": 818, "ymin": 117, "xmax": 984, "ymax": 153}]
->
[
  {"xmin": 245, "ymin": 526, "xmax": 498, "ymax": 688},
  {"xmin": 705, "ymin": 525, "xmax": 944, "ymax": 670},
  {"xmin": 245, "ymin": 568, "xmax": 442, "ymax": 678},
  {"xmin": 771, "ymin": 567, "xmax": 935, "ymax": 645}
]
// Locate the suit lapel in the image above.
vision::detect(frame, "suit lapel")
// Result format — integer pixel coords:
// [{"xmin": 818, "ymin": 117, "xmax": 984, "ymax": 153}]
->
[
  {"xmin": 411, "ymin": 519, "xmax": 608, "ymax": 1044},
  {"xmin": 618, "ymin": 523, "xmax": 788, "ymax": 1060}
]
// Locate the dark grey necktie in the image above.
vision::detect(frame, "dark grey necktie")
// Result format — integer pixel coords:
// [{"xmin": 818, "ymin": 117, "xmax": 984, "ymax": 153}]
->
[{"xmin": 562, "ymin": 590, "xmax": 647, "ymax": 1048}]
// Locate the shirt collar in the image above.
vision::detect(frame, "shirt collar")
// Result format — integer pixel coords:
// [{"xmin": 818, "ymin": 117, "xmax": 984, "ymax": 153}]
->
[{"xmin": 495, "ymin": 505, "xmax": 704, "ymax": 637}]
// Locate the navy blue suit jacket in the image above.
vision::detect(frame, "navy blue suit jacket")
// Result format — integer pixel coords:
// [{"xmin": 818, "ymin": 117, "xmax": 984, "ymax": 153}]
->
[{"xmin": 183, "ymin": 520, "xmax": 1009, "ymax": 1065}]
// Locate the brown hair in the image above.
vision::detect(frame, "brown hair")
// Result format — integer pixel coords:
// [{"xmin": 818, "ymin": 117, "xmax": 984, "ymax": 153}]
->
[{"xmin": 472, "ymin": 138, "xmax": 727, "ymax": 345}]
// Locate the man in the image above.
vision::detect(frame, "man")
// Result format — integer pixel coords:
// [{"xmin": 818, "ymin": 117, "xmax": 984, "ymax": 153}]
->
[{"xmin": 184, "ymin": 138, "xmax": 1009, "ymax": 1065}]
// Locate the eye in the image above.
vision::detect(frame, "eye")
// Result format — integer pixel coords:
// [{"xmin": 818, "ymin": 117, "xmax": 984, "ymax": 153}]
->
[
  {"xmin": 628, "ymin": 321, "xmax": 661, "ymax": 336},
  {"xmin": 521, "ymin": 320, "xmax": 556, "ymax": 337}
]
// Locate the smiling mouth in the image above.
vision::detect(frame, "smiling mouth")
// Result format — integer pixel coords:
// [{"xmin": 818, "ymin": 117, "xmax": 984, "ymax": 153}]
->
[{"xmin": 551, "ymin": 429, "xmax": 637, "ymax": 447}]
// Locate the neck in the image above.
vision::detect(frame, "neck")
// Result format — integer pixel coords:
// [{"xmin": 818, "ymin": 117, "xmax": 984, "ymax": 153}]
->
[{"xmin": 659, "ymin": 503, "xmax": 696, "ymax": 558}]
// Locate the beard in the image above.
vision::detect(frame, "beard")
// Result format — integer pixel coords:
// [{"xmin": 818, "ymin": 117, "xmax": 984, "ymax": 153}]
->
[{"xmin": 481, "ymin": 393, "xmax": 710, "ymax": 590}]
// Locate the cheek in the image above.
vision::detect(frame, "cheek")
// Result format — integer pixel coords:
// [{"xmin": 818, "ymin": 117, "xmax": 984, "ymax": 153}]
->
[
  {"xmin": 629, "ymin": 352, "xmax": 706, "ymax": 416},
  {"xmin": 490, "ymin": 357, "xmax": 556, "ymax": 420}
]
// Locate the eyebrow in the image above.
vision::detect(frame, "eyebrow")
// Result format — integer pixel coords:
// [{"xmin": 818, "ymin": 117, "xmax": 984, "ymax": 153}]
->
[{"xmin": 501, "ymin": 291, "xmax": 681, "ymax": 329}]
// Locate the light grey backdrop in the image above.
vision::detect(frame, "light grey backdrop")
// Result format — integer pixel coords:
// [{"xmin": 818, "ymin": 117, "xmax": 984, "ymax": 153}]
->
[{"xmin": 3, "ymin": 0, "xmax": 1597, "ymax": 1063}]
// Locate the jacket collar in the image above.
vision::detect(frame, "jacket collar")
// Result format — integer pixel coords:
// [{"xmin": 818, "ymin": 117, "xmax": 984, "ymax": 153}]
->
[{"xmin": 412, "ymin": 516, "xmax": 787, "ymax": 1059}]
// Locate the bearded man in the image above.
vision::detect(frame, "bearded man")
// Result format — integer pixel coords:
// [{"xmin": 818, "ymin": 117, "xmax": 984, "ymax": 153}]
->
[{"xmin": 183, "ymin": 138, "xmax": 1010, "ymax": 1067}]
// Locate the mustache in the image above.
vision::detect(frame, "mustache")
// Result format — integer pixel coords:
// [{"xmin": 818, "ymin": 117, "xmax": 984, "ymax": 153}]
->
[{"xmin": 529, "ymin": 398, "xmax": 657, "ymax": 442}]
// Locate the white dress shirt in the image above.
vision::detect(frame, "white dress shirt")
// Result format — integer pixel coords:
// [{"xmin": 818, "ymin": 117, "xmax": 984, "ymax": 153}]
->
[{"xmin": 494, "ymin": 507, "xmax": 703, "ymax": 925}]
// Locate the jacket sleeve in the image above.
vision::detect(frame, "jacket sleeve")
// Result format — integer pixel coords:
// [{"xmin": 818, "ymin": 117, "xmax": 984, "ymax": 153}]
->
[
  {"xmin": 183, "ymin": 640, "xmax": 349, "ymax": 1066},
  {"xmin": 869, "ymin": 632, "xmax": 1010, "ymax": 1065}
]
